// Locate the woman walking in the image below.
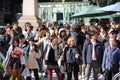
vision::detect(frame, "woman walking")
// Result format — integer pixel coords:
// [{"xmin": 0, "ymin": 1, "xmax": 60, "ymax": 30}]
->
[
  {"xmin": 4, "ymin": 37, "xmax": 23, "ymax": 80},
  {"xmin": 64, "ymin": 36, "xmax": 81, "ymax": 80},
  {"xmin": 45, "ymin": 35, "xmax": 62, "ymax": 80},
  {"xmin": 24, "ymin": 37, "xmax": 41, "ymax": 80}
]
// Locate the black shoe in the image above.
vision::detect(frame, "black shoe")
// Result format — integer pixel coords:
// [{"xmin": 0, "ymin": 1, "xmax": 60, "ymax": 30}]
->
[
  {"xmin": 62, "ymin": 74, "xmax": 65, "ymax": 78},
  {"xmin": 43, "ymin": 74, "xmax": 47, "ymax": 77}
]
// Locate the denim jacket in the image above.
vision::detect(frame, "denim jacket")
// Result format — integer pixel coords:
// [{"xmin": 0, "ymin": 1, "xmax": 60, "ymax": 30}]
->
[
  {"xmin": 64, "ymin": 46, "xmax": 81, "ymax": 64},
  {"xmin": 102, "ymin": 46, "xmax": 120, "ymax": 70}
]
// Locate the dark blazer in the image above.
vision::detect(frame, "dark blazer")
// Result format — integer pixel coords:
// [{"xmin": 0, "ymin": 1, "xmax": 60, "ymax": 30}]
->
[
  {"xmin": 86, "ymin": 41, "xmax": 103, "ymax": 65},
  {"xmin": 82, "ymin": 40, "xmax": 90, "ymax": 64},
  {"xmin": 73, "ymin": 32, "xmax": 86, "ymax": 50}
]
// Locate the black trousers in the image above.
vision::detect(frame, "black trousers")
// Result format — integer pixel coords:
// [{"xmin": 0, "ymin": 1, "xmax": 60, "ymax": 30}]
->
[
  {"xmin": 105, "ymin": 69, "xmax": 118, "ymax": 80},
  {"xmin": 66, "ymin": 63, "xmax": 79, "ymax": 80},
  {"xmin": 26, "ymin": 69, "xmax": 39, "ymax": 80}
]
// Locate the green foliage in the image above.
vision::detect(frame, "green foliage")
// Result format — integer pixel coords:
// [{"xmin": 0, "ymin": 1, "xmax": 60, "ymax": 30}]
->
[
  {"xmin": 0, "ymin": 62, "xmax": 4, "ymax": 73},
  {"xmin": 3, "ymin": 74, "xmax": 11, "ymax": 80},
  {"xmin": 0, "ymin": 62, "xmax": 4, "ymax": 79},
  {"xmin": 50, "ymin": 0, "xmax": 82, "ymax": 2},
  {"xmin": 50, "ymin": 0, "xmax": 62, "ymax": 2},
  {"xmin": 90, "ymin": 0, "xmax": 118, "ymax": 7},
  {"xmin": 0, "ymin": 62, "xmax": 10, "ymax": 79},
  {"xmin": 92, "ymin": 0, "xmax": 96, "ymax": 3}
]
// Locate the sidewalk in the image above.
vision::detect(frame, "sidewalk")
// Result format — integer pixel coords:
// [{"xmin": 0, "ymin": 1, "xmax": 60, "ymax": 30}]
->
[{"xmin": 30, "ymin": 72, "xmax": 103, "ymax": 80}]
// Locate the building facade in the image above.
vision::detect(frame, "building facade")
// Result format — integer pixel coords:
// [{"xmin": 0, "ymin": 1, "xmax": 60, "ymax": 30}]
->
[{"xmin": 38, "ymin": 2, "xmax": 90, "ymax": 23}]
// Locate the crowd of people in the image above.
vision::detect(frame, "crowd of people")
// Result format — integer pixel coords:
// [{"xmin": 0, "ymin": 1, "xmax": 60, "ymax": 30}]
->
[{"xmin": 0, "ymin": 20, "xmax": 120, "ymax": 80}]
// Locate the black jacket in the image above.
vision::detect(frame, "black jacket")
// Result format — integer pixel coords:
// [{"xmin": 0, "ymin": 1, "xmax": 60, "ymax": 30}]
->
[{"xmin": 64, "ymin": 46, "xmax": 81, "ymax": 64}]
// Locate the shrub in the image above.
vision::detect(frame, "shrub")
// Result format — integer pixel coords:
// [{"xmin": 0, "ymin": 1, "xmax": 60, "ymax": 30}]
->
[
  {"xmin": 0, "ymin": 62, "xmax": 4, "ymax": 79},
  {"xmin": 0, "ymin": 62, "xmax": 10, "ymax": 80}
]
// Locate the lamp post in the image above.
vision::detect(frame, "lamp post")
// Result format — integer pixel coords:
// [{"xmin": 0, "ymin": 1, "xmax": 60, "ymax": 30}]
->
[{"xmin": 62, "ymin": 0, "xmax": 65, "ymax": 23}]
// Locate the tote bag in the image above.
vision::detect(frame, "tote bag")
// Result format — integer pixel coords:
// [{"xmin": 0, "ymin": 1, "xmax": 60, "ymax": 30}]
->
[{"xmin": 21, "ymin": 67, "xmax": 31, "ymax": 77}]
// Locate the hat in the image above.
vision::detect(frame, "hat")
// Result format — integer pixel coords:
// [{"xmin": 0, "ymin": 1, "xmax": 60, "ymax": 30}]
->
[{"xmin": 59, "ymin": 28, "xmax": 65, "ymax": 34}]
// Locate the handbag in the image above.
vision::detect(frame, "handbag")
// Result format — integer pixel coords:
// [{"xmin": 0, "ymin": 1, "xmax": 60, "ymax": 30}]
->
[
  {"xmin": 21, "ymin": 67, "xmax": 31, "ymax": 77},
  {"xmin": 7, "ymin": 65, "xmax": 12, "ymax": 73}
]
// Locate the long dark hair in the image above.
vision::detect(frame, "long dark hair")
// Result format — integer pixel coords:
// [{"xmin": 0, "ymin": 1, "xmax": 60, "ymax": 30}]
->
[{"xmin": 12, "ymin": 36, "xmax": 19, "ymax": 47}]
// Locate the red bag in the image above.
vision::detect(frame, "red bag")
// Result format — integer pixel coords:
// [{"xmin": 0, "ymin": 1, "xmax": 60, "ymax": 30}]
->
[
  {"xmin": 7, "ymin": 65, "xmax": 12, "ymax": 73},
  {"xmin": 7, "ymin": 58, "xmax": 14, "ymax": 73},
  {"xmin": 13, "ymin": 49, "xmax": 23, "ymax": 56}
]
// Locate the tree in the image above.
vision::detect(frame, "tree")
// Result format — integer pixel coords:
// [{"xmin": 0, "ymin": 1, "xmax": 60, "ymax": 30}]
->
[
  {"xmin": 48, "ymin": 0, "xmax": 82, "ymax": 2},
  {"xmin": 38, "ymin": 0, "xmax": 51, "ymax": 2},
  {"xmin": 90, "ymin": 0, "xmax": 118, "ymax": 7},
  {"xmin": 50, "ymin": 0, "xmax": 62, "ymax": 2}
]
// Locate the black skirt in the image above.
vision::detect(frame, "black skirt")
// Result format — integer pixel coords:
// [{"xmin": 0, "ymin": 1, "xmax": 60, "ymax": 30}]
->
[{"xmin": 11, "ymin": 58, "xmax": 21, "ymax": 69}]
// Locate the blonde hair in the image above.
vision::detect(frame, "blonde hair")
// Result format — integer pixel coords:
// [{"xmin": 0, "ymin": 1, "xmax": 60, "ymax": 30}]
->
[{"xmin": 67, "ymin": 36, "xmax": 75, "ymax": 45}]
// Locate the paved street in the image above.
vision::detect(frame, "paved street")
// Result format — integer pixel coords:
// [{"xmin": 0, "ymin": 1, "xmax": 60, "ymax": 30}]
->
[{"xmin": 30, "ymin": 72, "xmax": 103, "ymax": 80}]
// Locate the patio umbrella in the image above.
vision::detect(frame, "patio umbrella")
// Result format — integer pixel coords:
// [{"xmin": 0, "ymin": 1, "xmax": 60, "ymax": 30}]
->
[
  {"xmin": 94, "ymin": 13, "xmax": 119, "ymax": 19},
  {"xmin": 71, "ymin": 5, "xmax": 114, "ymax": 18},
  {"xmin": 98, "ymin": 2, "xmax": 120, "ymax": 12},
  {"xmin": 71, "ymin": 6, "xmax": 90, "ymax": 18}
]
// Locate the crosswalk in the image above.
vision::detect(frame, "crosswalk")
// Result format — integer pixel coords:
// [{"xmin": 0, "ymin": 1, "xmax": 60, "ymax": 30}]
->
[{"xmin": 30, "ymin": 72, "xmax": 103, "ymax": 80}]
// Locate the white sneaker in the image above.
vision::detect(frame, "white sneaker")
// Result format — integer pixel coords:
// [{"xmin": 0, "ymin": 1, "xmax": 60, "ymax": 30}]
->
[
  {"xmin": 81, "ymin": 74, "xmax": 85, "ymax": 78},
  {"xmin": 98, "ymin": 74, "xmax": 104, "ymax": 79}
]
